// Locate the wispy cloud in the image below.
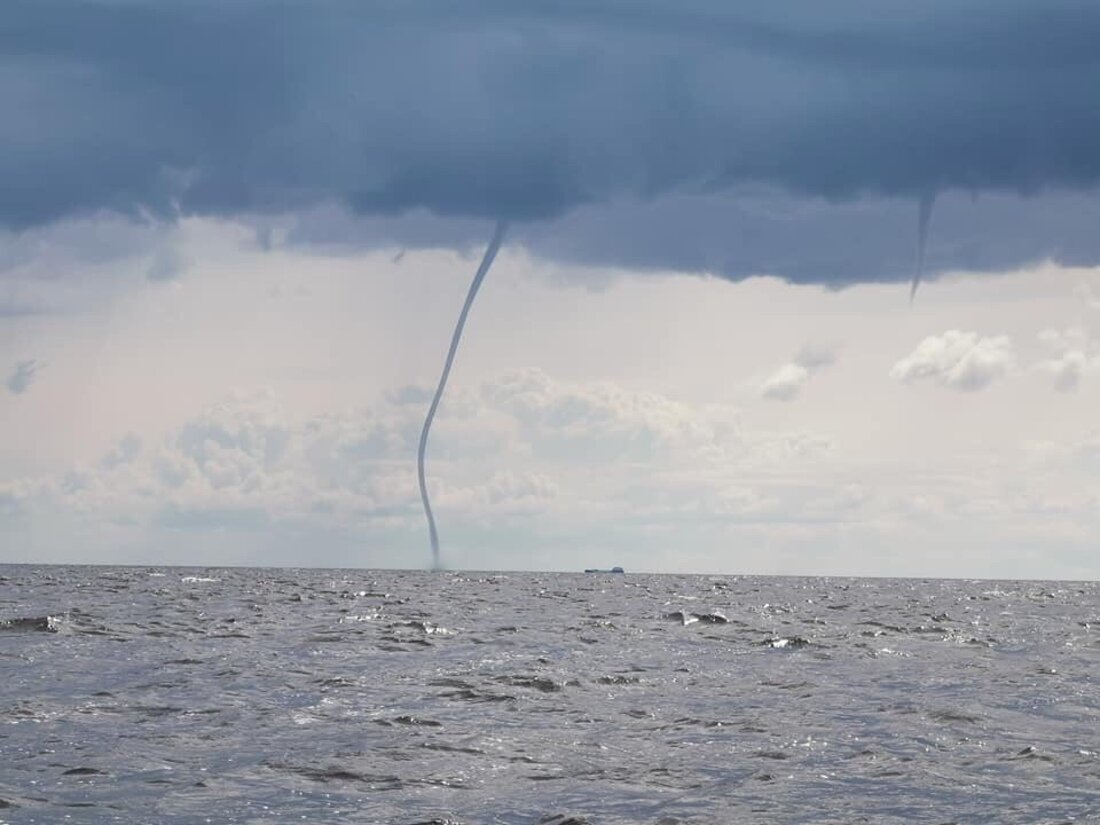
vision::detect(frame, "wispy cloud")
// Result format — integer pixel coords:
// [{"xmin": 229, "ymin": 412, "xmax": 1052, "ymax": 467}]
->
[{"xmin": 6, "ymin": 359, "xmax": 42, "ymax": 395}]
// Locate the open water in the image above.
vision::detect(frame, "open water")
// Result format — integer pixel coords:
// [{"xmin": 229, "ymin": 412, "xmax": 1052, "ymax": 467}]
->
[{"xmin": 1, "ymin": 566, "xmax": 1098, "ymax": 824}]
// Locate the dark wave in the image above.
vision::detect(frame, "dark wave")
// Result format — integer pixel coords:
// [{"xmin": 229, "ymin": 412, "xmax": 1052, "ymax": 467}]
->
[{"xmin": 0, "ymin": 615, "xmax": 62, "ymax": 633}]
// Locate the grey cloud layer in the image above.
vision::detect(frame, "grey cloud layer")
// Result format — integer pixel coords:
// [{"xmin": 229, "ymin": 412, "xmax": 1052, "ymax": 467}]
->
[{"xmin": 4, "ymin": 1, "xmax": 1100, "ymax": 282}]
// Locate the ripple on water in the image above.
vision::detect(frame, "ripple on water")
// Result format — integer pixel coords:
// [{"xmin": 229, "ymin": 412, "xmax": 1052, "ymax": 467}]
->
[{"xmin": 1, "ymin": 566, "xmax": 1098, "ymax": 824}]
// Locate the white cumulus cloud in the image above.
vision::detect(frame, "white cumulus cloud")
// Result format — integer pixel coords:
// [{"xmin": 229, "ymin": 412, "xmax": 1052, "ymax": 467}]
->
[
  {"xmin": 760, "ymin": 343, "xmax": 836, "ymax": 401},
  {"xmin": 761, "ymin": 363, "xmax": 811, "ymax": 401},
  {"xmin": 1035, "ymin": 327, "xmax": 1100, "ymax": 392},
  {"xmin": 890, "ymin": 331, "xmax": 1014, "ymax": 392}
]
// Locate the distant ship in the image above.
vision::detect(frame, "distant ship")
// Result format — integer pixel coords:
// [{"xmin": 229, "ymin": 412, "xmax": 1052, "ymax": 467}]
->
[{"xmin": 584, "ymin": 566, "xmax": 625, "ymax": 574}]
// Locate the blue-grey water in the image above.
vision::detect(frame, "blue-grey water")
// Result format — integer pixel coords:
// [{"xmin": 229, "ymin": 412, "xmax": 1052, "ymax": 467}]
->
[{"xmin": 1, "ymin": 566, "xmax": 1098, "ymax": 824}]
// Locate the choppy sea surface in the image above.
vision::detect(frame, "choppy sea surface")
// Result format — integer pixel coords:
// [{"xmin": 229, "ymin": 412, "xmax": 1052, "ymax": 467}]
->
[{"xmin": 1, "ymin": 566, "xmax": 1098, "ymax": 824}]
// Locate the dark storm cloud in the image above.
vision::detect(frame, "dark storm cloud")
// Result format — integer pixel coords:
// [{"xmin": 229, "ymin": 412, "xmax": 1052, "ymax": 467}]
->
[
  {"xmin": 286, "ymin": 189, "xmax": 1100, "ymax": 284},
  {"xmin": 3, "ymin": 1, "xmax": 1100, "ymax": 282}
]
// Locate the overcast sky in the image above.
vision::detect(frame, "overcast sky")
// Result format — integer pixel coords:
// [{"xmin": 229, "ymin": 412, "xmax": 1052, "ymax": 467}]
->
[{"xmin": 3, "ymin": 2, "xmax": 1100, "ymax": 577}]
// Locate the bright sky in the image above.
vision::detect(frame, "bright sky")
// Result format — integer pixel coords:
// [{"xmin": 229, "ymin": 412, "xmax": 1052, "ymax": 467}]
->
[
  {"xmin": 3, "ymin": 215, "xmax": 1100, "ymax": 577},
  {"xmin": 3, "ymin": 3, "xmax": 1100, "ymax": 577}
]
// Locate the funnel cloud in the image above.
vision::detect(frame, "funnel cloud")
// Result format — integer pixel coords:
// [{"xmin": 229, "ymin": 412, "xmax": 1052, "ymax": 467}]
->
[
  {"xmin": 417, "ymin": 221, "xmax": 508, "ymax": 569},
  {"xmin": 911, "ymin": 191, "xmax": 937, "ymax": 301}
]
